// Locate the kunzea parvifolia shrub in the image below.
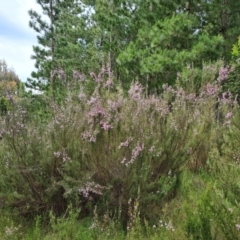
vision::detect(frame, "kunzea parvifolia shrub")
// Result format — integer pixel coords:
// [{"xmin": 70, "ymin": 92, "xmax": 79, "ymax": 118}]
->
[{"xmin": 0, "ymin": 63, "xmax": 236, "ymax": 225}]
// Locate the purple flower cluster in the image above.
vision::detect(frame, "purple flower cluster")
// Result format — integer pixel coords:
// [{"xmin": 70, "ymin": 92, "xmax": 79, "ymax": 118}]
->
[
  {"xmin": 78, "ymin": 182, "xmax": 106, "ymax": 199},
  {"xmin": 90, "ymin": 63, "xmax": 114, "ymax": 88},
  {"xmin": 205, "ymin": 83, "xmax": 219, "ymax": 96},
  {"xmin": 217, "ymin": 66, "xmax": 230, "ymax": 82},
  {"xmin": 73, "ymin": 70, "xmax": 85, "ymax": 82},
  {"xmin": 128, "ymin": 141, "xmax": 144, "ymax": 166},
  {"xmin": 128, "ymin": 82, "xmax": 144, "ymax": 101},
  {"xmin": 54, "ymin": 148, "xmax": 71, "ymax": 162}
]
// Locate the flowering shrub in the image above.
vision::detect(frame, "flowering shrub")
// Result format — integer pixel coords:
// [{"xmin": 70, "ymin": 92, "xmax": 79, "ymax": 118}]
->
[{"xmin": 0, "ymin": 62, "xmax": 240, "ymax": 239}]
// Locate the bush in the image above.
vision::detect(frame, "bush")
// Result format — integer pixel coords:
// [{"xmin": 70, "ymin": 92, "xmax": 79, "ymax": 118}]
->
[{"xmin": 0, "ymin": 62, "xmax": 239, "ymax": 238}]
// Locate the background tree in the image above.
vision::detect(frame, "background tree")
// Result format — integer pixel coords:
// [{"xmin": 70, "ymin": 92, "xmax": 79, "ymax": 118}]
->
[
  {"xmin": 27, "ymin": 0, "xmax": 58, "ymax": 92},
  {"xmin": 26, "ymin": 0, "xmax": 90, "ymax": 98},
  {"xmin": 28, "ymin": 0, "xmax": 240, "ymax": 94},
  {"xmin": 0, "ymin": 59, "xmax": 20, "ymax": 94},
  {"xmin": 116, "ymin": 1, "xmax": 226, "ymax": 91},
  {"xmin": 0, "ymin": 59, "xmax": 21, "ymax": 114},
  {"xmin": 0, "ymin": 59, "xmax": 20, "ymax": 84},
  {"xmin": 88, "ymin": 0, "xmax": 240, "ymax": 92}
]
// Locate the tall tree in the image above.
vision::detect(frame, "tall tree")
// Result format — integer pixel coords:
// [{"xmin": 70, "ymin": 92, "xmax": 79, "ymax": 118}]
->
[
  {"xmin": 116, "ymin": 0, "xmax": 240, "ymax": 91},
  {"xmin": 26, "ymin": 0, "xmax": 88, "ymax": 96},
  {"xmin": 27, "ymin": 0, "xmax": 58, "ymax": 92},
  {"xmin": 118, "ymin": 13, "xmax": 223, "ymax": 90},
  {"xmin": 27, "ymin": 0, "xmax": 240, "ymax": 93}
]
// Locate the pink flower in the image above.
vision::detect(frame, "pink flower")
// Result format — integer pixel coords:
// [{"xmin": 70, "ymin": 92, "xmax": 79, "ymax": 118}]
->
[
  {"xmin": 127, "ymin": 141, "xmax": 144, "ymax": 165},
  {"xmin": 205, "ymin": 83, "xmax": 219, "ymax": 95},
  {"xmin": 118, "ymin": 137, "xmax": 133, "ymax": 149},
  {"xmin": 217, "ymin": 66, "xmax": 229, "ymax": 82},
  {"xmin": 73, "ymin": 70, "xmax": 85, "ymax": 81},
  {"xmin": 78, "ymin": 182, "xmax": 106, "ymax": 199},
  {"xmin": 226, "ymin": 112, "xmax": 233, "ymax": 119},
  {"xmin": 121, "ymin": 157, "xmax": 127, "ymax": 164},
  {"xmin": 221, "ymin": 91, "xmax": 233, "ymax": 104},
  {"xmin": 100, "ymin": 121, "xmax": 113, "ymax": 131},
  {"xmin": 128, "ymin": 82, "xmax": 144, "ymax": 101}
]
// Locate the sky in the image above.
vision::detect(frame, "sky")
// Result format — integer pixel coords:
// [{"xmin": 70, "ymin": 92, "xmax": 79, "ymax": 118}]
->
[{"xmin": 0, "ymin": 0, "xmax": 42, "ymax": 82}]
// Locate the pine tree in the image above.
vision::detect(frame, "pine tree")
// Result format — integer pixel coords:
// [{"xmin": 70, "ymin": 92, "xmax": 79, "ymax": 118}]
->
[
  {"xmin": 26, "ymin": 0, "xmax": 88, "ymax": 95},
  {"xmin": 27, "ymin": 0, "xmax": 240, "ymax": 93},
  {"xmin": 27, "ymin": 0, "xmax": 58, "ymax": 92},
  {"xmin": 116, "ymin": 0, "xmax": 225, "ymax": 91}
]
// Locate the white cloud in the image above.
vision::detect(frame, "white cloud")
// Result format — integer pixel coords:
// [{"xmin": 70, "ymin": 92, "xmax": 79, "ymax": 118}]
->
[
  {"xmin": 0, "ymin": 36, "xmax": 36, "ymax": 82},
  {"xmin": 0, "ymin": 0, "xmax": 42, "ymax": 82},
  {"xmin": 0, "ymin": 0, "xmax": 41, "ymax": 35}
]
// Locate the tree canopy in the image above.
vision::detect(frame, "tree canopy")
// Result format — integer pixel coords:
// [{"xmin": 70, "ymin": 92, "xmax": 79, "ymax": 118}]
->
[{"xmin": 27, "ymin": 0, "xmax": 240, "ymax": 93}]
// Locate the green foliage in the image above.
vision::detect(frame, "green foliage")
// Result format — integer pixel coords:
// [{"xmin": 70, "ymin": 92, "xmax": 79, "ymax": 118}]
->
[
  {"xmin": 221, "ymin": 64, "xmax": 240, "ymax": 103},
  {"xmin": 0, "ymin": 97, "xmax": 8, "ymax": 115},
  {"xmin": 232, "ymin": 37, "xmax": 240, "ymax": 58},
  {"xmin": 220, "ymin": 36, "xmax": 240, "ymax": 103},
  {"xmin": 118, "ymin": 12, "xmax": 223, "ymax": 91},
  {"xmin": 27, "ymin": 0, "xmax": 240, "ymax": 94},
  {"xmin": 26, "ymin": 0, "xmax": 90, "ymax": 95}
]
